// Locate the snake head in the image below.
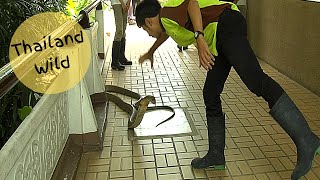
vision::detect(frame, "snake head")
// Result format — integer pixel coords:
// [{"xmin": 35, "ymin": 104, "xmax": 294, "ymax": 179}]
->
[
  {"xmin": 134, "ymin": 95, "xmax": 156, "ymax": 107},
  {"xmin": 129, "ymin": 95, "xmax": 156, "ymax": 129},
  {"xmin": 144, "ymin": 95, "xmax": 156, "ymax": 104}
]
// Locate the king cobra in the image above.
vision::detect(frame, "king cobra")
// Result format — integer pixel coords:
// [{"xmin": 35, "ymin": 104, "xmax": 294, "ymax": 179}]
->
[{"xmin": 105, "ymin": 85, "xmax": 175, "ymax": 129}]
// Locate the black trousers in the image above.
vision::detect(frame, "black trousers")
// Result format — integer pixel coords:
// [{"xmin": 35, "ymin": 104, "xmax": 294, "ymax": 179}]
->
[{"xmin": 203, "ymin": 9, "xmax": 284, "ymax": 117}]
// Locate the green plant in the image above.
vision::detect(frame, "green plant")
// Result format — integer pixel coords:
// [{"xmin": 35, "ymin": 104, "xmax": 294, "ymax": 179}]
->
[
  {"xmin": 66, "ymin": 0, "xmax": 93, "ymax": 17},
  {"xmin": 0, "ymin": 83, "xmax": 39, "ymax": 148},
  {"xmin": 0, "ymin": 0, "xmax": 68, "ymax": 149},
  {"xmin": 18, "ymin": 92, "xmax": 39, "ymax": 121}
]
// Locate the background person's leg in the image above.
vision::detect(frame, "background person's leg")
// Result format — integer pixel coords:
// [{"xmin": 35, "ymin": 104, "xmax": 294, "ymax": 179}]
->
[
  {"xmin": 133, "ymin": 0, "xmax": 139, "ymax": 16},
  {"xmin": 113, "ymin": 4, "xmax": 125, "ymax": 41},
  {"xmin": 128, "ymin": 0, "xmax": 136, "ymax": 25},
  {"xmin": 122, "ymin": 9, "xmax": 128, "ymax": 37},
  {"xmin": 111, "ymin": 4, "xmax": 125, "ymax": 70},
  {"xmin": 217, "ymin": 9, "xmax": 320, "ymax": 179},
  {"xmin": 119, "ymin": 9, "xmax": 132, "ymax": 65},
  {"xmin": 191, "ymin": 54, "xmax": 231, "ymax": 169}
]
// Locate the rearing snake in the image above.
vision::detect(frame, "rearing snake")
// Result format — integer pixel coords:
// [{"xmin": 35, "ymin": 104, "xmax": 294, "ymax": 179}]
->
[{"xmin": 105, "ymin": 85, "xmax": 175, "ymax": 128}]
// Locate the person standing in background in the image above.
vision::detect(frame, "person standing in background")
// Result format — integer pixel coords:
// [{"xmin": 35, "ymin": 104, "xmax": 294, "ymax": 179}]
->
[{"xmin": 111, "ymin": 0, "xmax": 133, "ymax": 70}]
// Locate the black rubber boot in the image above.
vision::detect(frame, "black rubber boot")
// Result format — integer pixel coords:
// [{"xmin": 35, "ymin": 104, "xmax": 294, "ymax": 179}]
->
[
  {"xmin": 111, "ymin": 41, "xmax": 125, "ymax": 71},
  {"xmin": 119, "ymin": 37, "xmax": 132, "ymax": 65},
  {"xmin": 270, "ymin": 92, "xmax": 320, "ymax": 180},
  {"xmin": 191, "ymin": 114, "xmax": 226, "ymax": 170}
]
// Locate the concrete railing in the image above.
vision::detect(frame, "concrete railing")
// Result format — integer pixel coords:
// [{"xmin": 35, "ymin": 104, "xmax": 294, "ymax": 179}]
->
[
  {"xmin": 0, "ymin": 93, "xmax": 69, "ymax": 179},
  {"xmin": 0, "ymin": 1, "xmax": 109, "ymax": 179}
]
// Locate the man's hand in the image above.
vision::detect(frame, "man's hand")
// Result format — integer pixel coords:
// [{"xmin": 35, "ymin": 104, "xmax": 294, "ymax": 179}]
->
[
  {"xmin": 139, "ymin": 52, "xmax": 154, "ymax": 68},
  {"xmin": 197, "ymin": 36, "xmax": 215, "ymax": 71}
]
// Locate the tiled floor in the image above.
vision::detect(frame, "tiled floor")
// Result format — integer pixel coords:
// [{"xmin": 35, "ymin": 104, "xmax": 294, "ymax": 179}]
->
[{"xmin": 75, "ymin": 24, "xmax": 320, "ymax": 180}]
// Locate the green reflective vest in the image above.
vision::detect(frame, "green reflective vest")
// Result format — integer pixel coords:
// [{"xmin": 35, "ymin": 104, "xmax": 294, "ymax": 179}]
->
[{"xmin": 160, "ymin": 0, "xmax": 239, "ymax": 56}]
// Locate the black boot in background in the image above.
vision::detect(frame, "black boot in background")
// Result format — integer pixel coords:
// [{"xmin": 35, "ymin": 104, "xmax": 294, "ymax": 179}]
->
[
  {"xmin": 119, "ymin": 37, "xmax": 132, "ymax": 65},
  {"xmin": 111, "ymin": 41, "xmax": 125, "ymax": 71},
  {"xmin": 191, "ymin": 114, "xmax": 226, "ymax": 170},
  {"xmin": 270, "ymin": 92, "xmax": 320, "ymax": 180}
]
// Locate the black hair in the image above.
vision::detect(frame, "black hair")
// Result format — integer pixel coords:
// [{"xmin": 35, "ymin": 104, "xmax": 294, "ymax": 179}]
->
[{"xmin": 135, "ymin": 0, "xmax": 161, "ymax": 27}]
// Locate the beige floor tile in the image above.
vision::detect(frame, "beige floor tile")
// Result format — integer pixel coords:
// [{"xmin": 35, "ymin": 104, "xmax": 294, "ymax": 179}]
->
[
  {"xmin": 158, "ymin": 173, "xmax": 182, "ymax": 180},
  {"xmin": 110, "ymin": 158, "xmax": 121, "ymax": 171},
  {"xmin": 250, "ymin": 165, "xmax": 275, "ymax": 174},
  {"xmin": 157, "ymin": 167, "xmax": 180, "ymax": 175},
  {"xmin": 121, "ymin": 157, "xmax": 133, "ymax": 170},
  {"xmin": 153, "ymin": 142, "xmax": 174, "ymax": 149},
  {"xmin": 85, "ymin": 172, "xmax": 97, "ymax": 180},
  {"xmin": 266, "ymin": 172, "xmax": 282, "ymax": 180},
  {"xmin": 155, "ymin": 155, "xmax": 167, "ymax": 168},
  {"xmin": 111, "ymin": 151, "xmax": 132, "ymax": 158},
  {"xmin": 133, "ymin": 155, "xmax": 155, "ymax": 163},
  {"xmin": 227, "ymin": 162, "xmax": 242, "ymax": 176},
  {"xmin": 112, "ymin": 145, "xmax": 132, "ymax": 152},
  {"xmin": 145, "ymin": 168, "xmax": 158, "ymax": 180},
  {"xmin": 174, "ymin": 142, "xmax": 187, "ymax": 153},
  {"xmin": 110, "ymin": 177, "xmax": 133, "ymax": 180},
  {"xmin": 166, "ymin": 154, "xmax": 178, "ymax": 166},
  {"xmin": 96, "ymin": 172, "xmax": 109, "ymax": 180},
  {"xmin": 232, "ymin": 175, "xmax": 257, "ymax": 180},
  {"xmin": 193, "ymin": 168, "xmax": 207, "ymax": 179},
  {"xmin": 181, "ymin": 166, "xmax": 195, "ymax": 179},
  {"xmin": 134, "ymin": 169, "xmax": 145, "ymax": 179},
  {"xmin": 154, "ymin": 148, "xmax": 175, "ymax": 155},
  {"xmin": 178, "ymin": 158, "xmax": 193, "ymax": 166},
  {"xmin": 109, "ymin": 170, "xmax": 132, "ymax": 179},
  {"xmin": 235, "ymin": 161, "xmax": 252, "ymax": 175},
  {"xmin": 87, "ymin": 165, "xmax": 109, "ymax": 173},
  {"xmin": 206, "ymin": 169, "xmax": 230, "ymax": 177},
  {"xmin": 134, "ymin": 162, "xmax": 156, "ymax": 169},
  {"xmin": 88, "ymin": 159, "xmax": 110, "ymax": 166},
  {"xmin": 100, "ymin": 147, "xmax": 111, "ymax": 159}
]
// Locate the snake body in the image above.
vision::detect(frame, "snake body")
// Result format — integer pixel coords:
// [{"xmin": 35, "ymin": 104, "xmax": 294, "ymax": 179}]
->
[{"xmin": 105, "ymin": 85, "xmax": 175, "ymax": 129}]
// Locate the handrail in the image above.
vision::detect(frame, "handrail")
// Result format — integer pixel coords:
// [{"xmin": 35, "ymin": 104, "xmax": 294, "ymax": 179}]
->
[
  {"xmin": 0, "ymin": 0, "xmax": 101, "ymax": 99},
  {"xmin": 0, "ymin": 64, "xmax": 17, "ymax": 99},
  {"xmin": 83, "ymin": 0, "xmax": 103, "ymax": 13}
]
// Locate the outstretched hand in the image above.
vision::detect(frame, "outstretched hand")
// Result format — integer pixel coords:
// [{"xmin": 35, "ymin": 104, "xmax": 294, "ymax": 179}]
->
[
  {"xmin": 197, "ymin": 36, "xmax": 215, "ymax": 71},
  {"xmin": 139, "ymin": 52, "xmax": 154, "ymax": 69}
]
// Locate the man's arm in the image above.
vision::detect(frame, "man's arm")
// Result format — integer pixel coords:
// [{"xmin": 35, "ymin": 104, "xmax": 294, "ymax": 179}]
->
[
  {"xmin": 188, "ymin": 0, "xmax": 214, "ymax": 71},
  {"xmin": 139, "ymin": 32, "xmax": 169, "ymax": 68},
  {"xmin": 149, "ymin": 32, "xmax": 169, "ymax": 54}
]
